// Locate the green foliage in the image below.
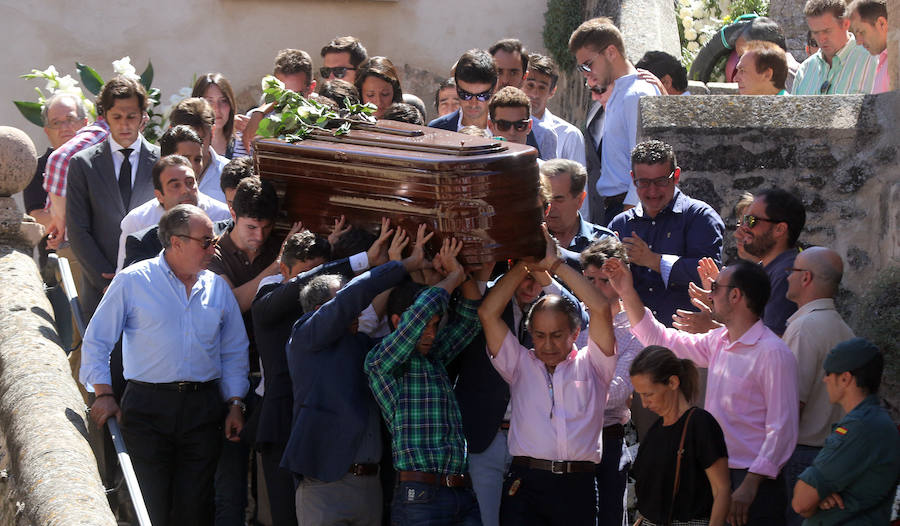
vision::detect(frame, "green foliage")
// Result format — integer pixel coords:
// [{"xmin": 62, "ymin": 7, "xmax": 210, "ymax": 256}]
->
[
  {"xmin": 14, "ymin": 101, "xmax": 43, "ymax": 127},
  {"xmin": 728, "ymin": 0, "xmax": 769, "ymax": 18},
  {"xmin": 256, "ymin": 76, "xmax": 376, "ymax": 143},
  {"xmin": 543, "ymin": 0, "xmax": 585, "ymax": 72},
  {"xmin": 140, "ymin": 61, "xmax": 154, "ymax": 90},
  {"xmin": 76, "ymin": 63, "xmax": 104, "ymax": 95}
]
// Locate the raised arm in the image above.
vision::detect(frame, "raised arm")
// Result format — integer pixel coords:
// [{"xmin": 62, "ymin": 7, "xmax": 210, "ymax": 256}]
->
[{"xmin": 478, "ymin": 262, "xmax": 529, "ymax": 357}]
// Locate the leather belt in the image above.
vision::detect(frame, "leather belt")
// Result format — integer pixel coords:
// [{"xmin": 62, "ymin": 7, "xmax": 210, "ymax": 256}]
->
[
  {"xmin": 603, "ymin": 192, "xmax": 627, "ymax": 206},
  {"xmin": 512, "ymin": 456, "xmax": 596, "ymax": 474},
  {"xmin": 603, "ymin": 423, "xmax": 625, "ymax": 441},
  {"xmin": 500, "ymin": 421, "xmax": 511, "ymax": 431},
  {"xmin": 348, "ymin": 463, "xmax": 379, "ymax": 476},
  {"xmin": 396, "ymin": 471, "xmax": 471, "ymax": 488},
  {"xmin": 129, "ymin": 379, "xmax": 218, "ymax": 392}
]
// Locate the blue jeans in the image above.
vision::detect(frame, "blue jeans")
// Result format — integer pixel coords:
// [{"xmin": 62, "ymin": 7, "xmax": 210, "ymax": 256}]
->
[
  {"xmin": 782, "ymin": 445, "xmax": 820, "ymax": 526},
  {"xmin": 468, "ymin": 430, "xmax": 512, "ymax": 526},
  {"xmin": 391, "ymin": 481, "xmax": 482, "ymax": 526}
]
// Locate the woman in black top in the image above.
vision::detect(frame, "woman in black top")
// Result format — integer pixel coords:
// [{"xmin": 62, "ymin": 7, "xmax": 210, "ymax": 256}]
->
[{"xmin": 630, "ymin": 346, "xmax": 731, "ymax": 526}]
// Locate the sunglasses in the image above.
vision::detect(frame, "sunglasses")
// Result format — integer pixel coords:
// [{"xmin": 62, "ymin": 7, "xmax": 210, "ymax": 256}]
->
[
  {"xmin": 177, "ymin": 234, "xmax": 220, "ymax": 250},
  {"xmin": 741, "ymin": 214, "xmax": 781, "ymax": 229},
  {"xmin": 492, "ymin": 118, "xmax": 530, "ymax": 132},
  {"xmin": 577, "ymin": 53, "xmax": 601, "ymax": 73},
  {"xmin": 819, "ymin": 80, "xmax": 832, "ymax": 94},
  {"xmin": 633, "ymin": 171, "xmax": 675, "ymax": 189},
  {"xmin": 456, "ymin": 87, "xmax": 493, "ymax": 102},
  {"xmin": 319, "ymin": 66, "xmax": 356, "ymax": 79},
  {"xmin": 709, "ymin": 280, "xmax": 737, "ymax": 293}
]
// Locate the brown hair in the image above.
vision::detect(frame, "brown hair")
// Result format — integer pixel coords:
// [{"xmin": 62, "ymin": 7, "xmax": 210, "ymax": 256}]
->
[
  {"xmin": 274, "ymin": 49, "xmax": 313, "ymax": 79},
  {"xmin": 527, "ymin": 53, "xmax": 560, "ymax": 90},
  {"xmin": 568, "ymin": 17, "xmax": 625, "ymax": 55},
  {"xmin": 152, "ymin": 155, "xmax": 192, "ymax": 192},
  {"xmin": 488, "ymin": 86, "xmax": 531, "ymax": 120},
  {"xmin": 489, "ymin": 38, "xmax": 529, "ymax": 73},
  {"xmin": 804, "ymin": 0, "xmax": 847, "ymax": 19},
  {"xmin": 168, "ymin": 97, "xmax": 215, "ymax": 135},
  {"xmin": 540, "ymin": 158, "xmax": 588, "ymax": 196},
  {"xmin": 847, "ymin": 0, "xmax": 887, "ymax": 23},
  {"xmin": 630, "ymin": 345, "xmax": 699, "ymax": 403},
  {"xmin": 192, "ymin": 73, "xmax": 237, "ymax": 145},
  {"xmin": 744, "ymin": 40, "xmax": 788, "ymax": 90},
  {"xmin": 354, "ymin": 57, "xmax": 404, "ymax": 104},
  {"xmin": 97, "ymin": 75, "xmax": 148, "ymax": 117}
]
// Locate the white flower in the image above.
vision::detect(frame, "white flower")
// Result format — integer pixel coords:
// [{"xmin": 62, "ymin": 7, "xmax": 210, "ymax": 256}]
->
[
  {"xmin": 679, "ymin": 6, "xmax": 693, "ymax": 18},
  {"xmin": 684, "ymin": 28, "xmax": 698, "ymax": 41},
  {"xmin": 55, "ymin": 74, "xmax": 79, "ymax": 93},
  {"xmin": 679, "ymin": 0, "xmax": 691, "ymax": 6},
  {"xmin": 692, "ymin": 5, "xmax": 706, "ymax": 18},
  {"xmin": 112, "ymin": 56, "xmax": 140, "ymax": 80},
  {"xmin": 687, "ymin": 41, "xmax": 701, "ymax": 52},
  {"xmin": 699, "ymin": 33, "xmax": 712, "ymax": 45},
  {"xmin": 683, "ymin": 16, "xmax": 695, "ymax": 28},
  {"xmin": 41, "ymin": 65, "xmax": 59, "ymax": 79},
  {"xmin": 262, "ymin": 75, "xmax": 285, "ymax": 91}
]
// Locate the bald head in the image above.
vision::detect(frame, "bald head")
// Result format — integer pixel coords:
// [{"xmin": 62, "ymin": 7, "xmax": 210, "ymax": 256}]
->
[{"xmin": 787, "ymin": 246, "xmax": 843, "ymax": 304}]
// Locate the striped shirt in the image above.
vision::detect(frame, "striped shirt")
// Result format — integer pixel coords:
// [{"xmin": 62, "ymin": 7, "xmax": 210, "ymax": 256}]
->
[
  {"xmin": 42, "ymin": 119, "xmax": 109, "ymax": 200},
  {"xmin": 365, "ymin": 287, "xmax": 481, "ymax": 475},
  {"xmin": 792, "ymin": 35, "xmax": 878, "ymax": 95}
]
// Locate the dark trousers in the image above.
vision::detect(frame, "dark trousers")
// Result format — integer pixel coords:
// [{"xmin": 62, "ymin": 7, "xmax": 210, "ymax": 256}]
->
[
  {"xmin": 500, "ymin": 465, "xmax": 598, "ymax": 526},
  {"xmin": 782, "ymin": 445, "xmax": 820, "ymax": 526},
  {"xmin": 120, "ymin": 381, "xmax": 224, "ymax": 526},
  {"xmin": 728, "ymin": 468, "xmax": 787, "ymax": 526},
  {"xmin": 214, "ymin": 383, "xmax": 259, "ymax": 526},
  {"xmin": 259, "ymin": 441, "xmax": 298, "ymax": 526},
  {"xmin": 596, "ymin": 427, "xmax": 626, "ymax": 526},
  {"xmin": 600, "ymin": 192, "xmax": 627, "ymax": 228},
  {"xmin": 391, "ymin": 481, "xmax": 482, "ymax": 526}
]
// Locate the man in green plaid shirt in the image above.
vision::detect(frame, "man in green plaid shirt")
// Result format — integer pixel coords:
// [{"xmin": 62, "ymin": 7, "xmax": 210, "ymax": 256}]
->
[{"xmin": 365, "ymin": 238, "xmax": 484, "ymax": 525}]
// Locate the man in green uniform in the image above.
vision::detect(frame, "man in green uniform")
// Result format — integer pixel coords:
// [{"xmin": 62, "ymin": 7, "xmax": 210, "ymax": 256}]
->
[{"xmin": 791, "ymin": 337, "xmax": 900, "ymax": 525}]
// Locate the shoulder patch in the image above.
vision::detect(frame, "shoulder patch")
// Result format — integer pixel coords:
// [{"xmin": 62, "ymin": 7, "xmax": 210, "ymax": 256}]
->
[{"xmin": 834, "ymin": 426, "xmax": 848, "ymax": 435}]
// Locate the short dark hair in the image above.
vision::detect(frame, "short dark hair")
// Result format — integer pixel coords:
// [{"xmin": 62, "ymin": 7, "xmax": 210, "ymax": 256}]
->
[
  {"xmin": 316, "ymin": 79, "xmax": 360, "ymax": 107},
  {"xmin": 580, "ymin": 236, "xmax": 627, "ymax": 269},
  {"xmin": 804, "ymin": 0, "xmax": 847, "ymax": 19},
  {"xmin": 330, "ymin": 227, "xmax": 377, "ymax": 260},
  {"xmin": 434, "ymin": 78, "xmax": 457, "ymax": 111},
  {"xmin": 527, "ymin": 54, "xmax": 560, "ymax": 90},
  {"xmin": 382, "ymin": 103, "xmax": 424, "ymax": 125},
  {"xmin": 168, "ymin": 98, "xmax": 215, "ymax": 135},
  {"xmin": 525, "ymin": 294, "xmax": 581, "ymax": 334},
  {"xmin": 540, "ymin": 159, "xmax": 588, "ymax": 196},
  {"xmin": 320, "ymin": 36, "xmax": 368, "ymax": 68},
  {"xmin": 299, "ymin": 274, "xmax": 344, "ymax": 312},
  {"xmin": 282, "ymin": 230, "xmax": 331, "ymax": 268},
  {"xmin": 220, "ymin": 156, "xmax": 255, "ymax": 194},
  {"xmin": 158, "ymin": 204, "xmax": 203, "ymax": 249},
  {"xmin": 97, "ymin": 75, "xmax": 148, "ymax": 117},
  {"xmin": 159, "ymin": 125, "xmax": 202, "ymax": 157},
  {"xmin": 635, "ymin": 51, "xmax": 688, "ymax": 92},
  {"xmin": 630, "ymin": 345, "xmax": 700, "ymax": 403},
  {"xmin": 744, "ymin": 40, "xmax": 788, "ymax": 90},
  {"xmin": 631, "ymin": 140, "xmax": 677, "ymax": 173},
  {"xmin": 568, "ymin": 17, "xmax": 625, "ymax": 55},
  {"xmin": 489, "ymin": 38, "xmax": 529, "ymax": 74},
  {"xmin": 847, "ymin": 0, "xmax": 887, "ymax": 24},
  {"xmin": 758, "ymin": 188, "xmax": 806, "ymax": 247},
  {"xmin": 386, "ymin": 279, "xmax": 427, "ymax": 327},
  {"xmin": 740, "ymin": 17, "xmax": 788, "ymax": 50},
  {"xmin": 231, "ymin": 177, "xmax": 278, "ymax": 221},
  {"xmin": 488, "ymin": 86, "xmax": 531, "ymax": 120},
  {"xmin": 727, "ymin": 260, "xmax": 771, "ymax": 317},
  {"xmin": 355, "ymin": 57, "xmax": 404, "ymax": 104},
  {"xmin": 152, "ymin": 155, "xmax": 192, "ymax": 192},
  {"xmin": 454, "ymin": 49, "xmax": 498, "ymax": 88},
  {"xmin": 274, "ymin": 49, "xmax": 313, "ymax": 78},
  {"xmin": 192, "ymin": 73, "xmax": 237, "ymax": 144},
  {"xmin": 848, "ymin": 350, "xmax": 884, "ymax": 393}
]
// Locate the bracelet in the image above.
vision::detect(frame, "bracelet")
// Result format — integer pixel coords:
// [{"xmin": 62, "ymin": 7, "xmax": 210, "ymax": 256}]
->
[
  {"xmin": 548, "ymin": 258, "xmax": 564, "ymax": 276},
  {"xmin": 95, "ymin": 393, "xmax": 115, "ymax": 400}
]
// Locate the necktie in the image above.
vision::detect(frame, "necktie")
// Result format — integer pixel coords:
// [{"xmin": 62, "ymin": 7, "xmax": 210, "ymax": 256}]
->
[{"xmin": 118, "ymin": 148, "xmax": 133, "ymax": 209}]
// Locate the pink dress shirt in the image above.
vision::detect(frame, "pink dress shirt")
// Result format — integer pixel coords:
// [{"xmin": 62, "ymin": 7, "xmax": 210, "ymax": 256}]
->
[
  {"xmin": 490, "ymin": 330, "xmax": 616, "ymax": 463},
  {"xmin": 873, "ymin": 49, "xmax": 889, "ymax": 94},
  {"xmin": 630, "ymin": 308, "xmax": 798, "ymax": 478}
]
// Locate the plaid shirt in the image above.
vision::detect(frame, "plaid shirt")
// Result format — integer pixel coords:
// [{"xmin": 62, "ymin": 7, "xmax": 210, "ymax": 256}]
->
[
  {"xmin": 365, "ymin": 287, "xmax": 481, "ymax": 475},
  {"xmin": 42, "ymin": 119, "xmax": 109, "ymax": 201}
]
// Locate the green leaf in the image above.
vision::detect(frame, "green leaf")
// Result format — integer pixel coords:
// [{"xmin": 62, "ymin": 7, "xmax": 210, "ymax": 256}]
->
[
  {"xmin": 257, "ymin": 117, "xmax": 278, "ymax": 138},
  {"xmin": 334, "ymin": 122, "xmax": 351, "ymax": 136},
  {"xmin": 140, "ymin": 60, "xmax": 154, "ymax": 89},
  {"xmin": 14, "ymin": 101, "xmax": 44, "ymax": 127},
  {"xmin": 76, "ymin": 63, "xmax": 104, "ymax": 95}
]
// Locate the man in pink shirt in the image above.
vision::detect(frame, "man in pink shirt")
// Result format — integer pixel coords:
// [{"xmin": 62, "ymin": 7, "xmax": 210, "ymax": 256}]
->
[
  {"xmin": 605, "ymin": 258, "xmax": 798, "ymax": 526},
  {"xmin": 478, "ymin": 227, "xmax": 616, "ymax": 526},
  {"xmin": 848, "ymin": 0, "xmax": 890, "ymax": 93}
]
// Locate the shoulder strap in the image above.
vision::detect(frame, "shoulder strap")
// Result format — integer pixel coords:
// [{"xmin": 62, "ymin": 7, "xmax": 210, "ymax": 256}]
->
[{"xmin": 667, "ymin": 407, "xmax": 697, "ymax": 526}]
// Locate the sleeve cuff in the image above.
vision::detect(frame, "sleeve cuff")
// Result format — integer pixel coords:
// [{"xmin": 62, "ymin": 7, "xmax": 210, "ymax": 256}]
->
[
  {"xmin": 659, "ymin": 254, "xmax": 679, "ymax": 287},
  {"xmin": 542, "ymin": 279, "xmax": 564, "ymax": 296},
  {"xmin": 748, "ymin": 458, "xmax": 780, "ymax": 479},
  {"xmin": 349, "ymin": 252, "xmax": 370, "ymax": 272}
]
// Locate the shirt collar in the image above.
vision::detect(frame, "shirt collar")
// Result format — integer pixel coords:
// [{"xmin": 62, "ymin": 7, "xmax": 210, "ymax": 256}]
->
[
  {"xmin": 817, "ymin": 34, "xmax": 859, "ymax": 67},
  {"xmin": 787, "ymin": 297, "xmax": 836, "ymax": 325},
  {"xmin": 724, "ymin": 318, "xmax": 769, "ymax": 348},
  {"xmin": 633, "ymin": 188, "xmax": 685, "ymax": 218},
  {"xmin": 110, "ymin": 134, "xmax": 141, "ymax": 155},
  {"xmin": 877, "ymin": 48, "xmax": 888, "ymax": 66}
]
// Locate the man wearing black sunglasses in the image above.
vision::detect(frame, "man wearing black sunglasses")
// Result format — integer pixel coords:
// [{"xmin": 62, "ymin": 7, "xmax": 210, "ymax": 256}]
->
[
  {"xmin": 319, "ymin": 36, "xmax": 368, "ymax": 84},
  {"xmin": 487, "ymin": 87, "xmax": 534, "ymax": 144},
  {"xmin": 429, "ymin": 49, "xmax": 497, "ymax": 134}
]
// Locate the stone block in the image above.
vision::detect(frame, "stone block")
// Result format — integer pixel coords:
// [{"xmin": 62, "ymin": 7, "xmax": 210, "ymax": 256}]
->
[{"xmin": 0, "ymin": 127, "xmax": 36, "ymax": 197}]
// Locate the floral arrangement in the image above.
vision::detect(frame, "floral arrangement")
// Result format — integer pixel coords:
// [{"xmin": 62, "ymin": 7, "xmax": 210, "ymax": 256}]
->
[
  {"xmin": 677, "ymin": 0, "xmax": 770, "ymax": 74},
  {"xmin": 13, "ymin": 56, "xmax": 170, "ymax": 143}
]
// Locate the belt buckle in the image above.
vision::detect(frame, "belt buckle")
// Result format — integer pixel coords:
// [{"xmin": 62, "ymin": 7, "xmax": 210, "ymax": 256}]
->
[
  {"xmin": 550, "ymin": 461, "xmax": 565, "ymax": 475},
  {"xmin": 176, "ymin": 381, "xmax": 192, "ymax": 392},
  {"xmin": 444, "ymin": 474, "xmax": 460, "ymax": 487}
]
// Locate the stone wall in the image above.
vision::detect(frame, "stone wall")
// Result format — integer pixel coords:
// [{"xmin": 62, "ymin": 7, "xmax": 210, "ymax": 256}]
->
[{"xmin": 769, "ymin": 0, "xmax": 809, "ymax": 62}]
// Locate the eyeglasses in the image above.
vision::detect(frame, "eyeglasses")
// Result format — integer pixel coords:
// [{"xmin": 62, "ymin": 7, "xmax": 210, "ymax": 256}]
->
[
  {"xmin": 741, "ymin": 214, "xmax": 782, "ymax": 229},
  {"xmin": 786, "ymin": 267, "xmax": 814, "ymax": 277},
  {"xmin": 177, "ymin": 234, "xmax": 220, "ymax": 249},
  {"xmin": 633, "ymin": 171, "xmax": 676, "ymax": 189},
  {"xmin": 46, "ymin": 116, "xmax": 83, "ymax": 130},
  {"xmin": 819, "ymin": 80, "xmax": 832, "ymax": 94},
  {"xmin": 492, "ymin": 118, "xmax": 530, "ymax": 132},
  {"xmin": 576, "ymin": 53, "xmax": 601, "ymax": 73},
  {"xmin": 456, "ymin": 87, "xmax": 493, "ymax": 102},
  {"xmin": 319, "ymin": 66, "xmax": 356, "ymax": 79},
  {"xmin": 709, "ymin": 280, "xmax": 737, "ymax": 293}
]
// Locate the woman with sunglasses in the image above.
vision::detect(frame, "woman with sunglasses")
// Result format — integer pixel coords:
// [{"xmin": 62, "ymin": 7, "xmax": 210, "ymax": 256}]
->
[
  {"xmin": 192, "ymin": 73, "xmax": 241, "ymax": 159},
  {"xmin": 354, "ymin": 57, "xmax": 404, "ymax": 120}
]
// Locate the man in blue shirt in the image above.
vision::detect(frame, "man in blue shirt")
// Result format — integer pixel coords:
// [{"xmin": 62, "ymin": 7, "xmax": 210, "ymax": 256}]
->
[
  {"xmin": 541, "ymin": 159, "xmax": 614, "ymax": 256},
  {"xmin": 608, "ymin": 140, "xmax": 725, "ymax": 327},
  {"xmin": 81, "ymin": 204, "xmax": 250, "ymax": 526}
]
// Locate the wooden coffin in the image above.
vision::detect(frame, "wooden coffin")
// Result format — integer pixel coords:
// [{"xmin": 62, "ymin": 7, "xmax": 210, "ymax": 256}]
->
[{"xmin": 254, "ymin": 120, "xmax": 545, "ymax": 264}]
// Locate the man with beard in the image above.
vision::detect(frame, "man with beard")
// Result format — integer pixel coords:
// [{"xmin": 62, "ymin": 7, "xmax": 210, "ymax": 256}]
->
[
  {"xmin": 606, "ymin": 258, "xmax": 798, "ymax": 526},
  {"xmin": 735, "ymin": 188, "xmax": 806, "ymax": 336}
]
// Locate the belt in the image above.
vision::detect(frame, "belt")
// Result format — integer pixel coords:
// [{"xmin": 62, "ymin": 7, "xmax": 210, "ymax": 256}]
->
[
  {"xmin": 396, "ymin": 471, "xmax": 471, "ymax": 488},
  {"xmin": 500, "ymin": 421, "xmax": 511, "ymax": 431},
  {"xmin": 348, "ymin": 463, "xmax": 379, "ymax": 476},
  {"xmin": 603, "ymin": 423, "xmax": 625, "ymax": 441},
  {"xmin": 603, "ymin": 192, "xmax": 628, "ymax": 205},
  {"xmin": 129, "ymin": 379, "xmax": 218, "ymax": 392},
  {"xmin": 512, "ymin": 456, "xmax": 596, "ymax": 474}
]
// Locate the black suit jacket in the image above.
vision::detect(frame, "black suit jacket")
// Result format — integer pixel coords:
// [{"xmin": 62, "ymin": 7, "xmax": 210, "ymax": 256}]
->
[{"xmin": 428, "ymin": 109, "xmax": 542, "ymax": 157}]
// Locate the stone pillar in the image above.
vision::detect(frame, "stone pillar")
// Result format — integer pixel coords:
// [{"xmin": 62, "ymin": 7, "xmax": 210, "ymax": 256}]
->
[
  {"xmin": 769, "ymin": 0, "xmax": 809, "ymax": 61},
  {"xmin": 888, "ymin": 0, "xmax": 899, "ymax": 91}
]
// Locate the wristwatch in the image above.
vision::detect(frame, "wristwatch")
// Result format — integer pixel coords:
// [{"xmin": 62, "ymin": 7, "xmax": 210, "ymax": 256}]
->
[{"xmin": 229, "ymin": 399, "xmax": 246, "ymax": 414}]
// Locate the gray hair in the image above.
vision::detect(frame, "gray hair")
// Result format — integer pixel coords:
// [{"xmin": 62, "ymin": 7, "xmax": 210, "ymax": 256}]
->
[
  {"xmin": 158, "ymin": 204, "xmax": 205, "ymax": 249},
  {"xmin": 540, "ymin": 158, "xmax": 588, "ymax": 196},
  {"xmin": 299, "ymin": 274, "xmax": 345, "ymax": 312},
  {"xmin": 41, "ymin": 92, "xmax": 88, "ymax": 125}
]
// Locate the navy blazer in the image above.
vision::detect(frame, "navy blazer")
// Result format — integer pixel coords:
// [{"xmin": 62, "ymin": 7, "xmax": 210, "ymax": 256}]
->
[
  {"xmin": 428, "ymin": 109, "xmax": 543, "ymax": 157},
  {"xmin": 251, "ymin": 259, "xmax": 354, "ymax": 447},
  {"xmin": 281, "ymin": 262, "xmax": 408, "ymax": 482}
]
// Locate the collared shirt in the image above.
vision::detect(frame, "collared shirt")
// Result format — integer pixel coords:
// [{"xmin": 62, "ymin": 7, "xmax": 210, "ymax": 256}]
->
[
  {"xmin": 762, "ymin": 249, "xmax": 798, "ymax": 336},
  {"xmin": 197, "ymin": 147, "xmax": 229, "ymax": 205},
  {"xmin": 872, "ymin": 49, "xmax": 889, "ymax": 94},
  {"xmin": 43, "ymin": 119, "xmax": 109, "ymax": 199},
  {"xmin": 79, "ymin": 253, "xmax": 250, "ymax": 401},
  {"xmin": 110, "ymin": 135, "xmax": 141, "ymax": 185},
  {"xmin": 608, "ymin": 188, "xmax": 725, "ymax": 326},
  {"xmin": 783, "ymin": 298, "xmax": 854, "ymax": 447},
  {"xmin": 568, "ymin": 213, "xmax": 615, "ymax": 253},
  {"xmin": 454, "ymin": 111, "xmax": 490, "ymax": 135},
  {"xmin": 631, "ymin": 308, "xmax": 798, "ymax": 477},
  {"xmin": 605, "ymin": 310, "xmax": 643, "ymax": 426},
  {"xmin": 115, "ymin": 193, "xmax": 232, "ymax": 272},
  {"xmin": 598, "ymin": 73, "xmax": 660, "ymax": 205},
  {"xmin": 365, "ymin": 287, "xmax": 482, "ymax": 474},
  {"xmin": 490, "ymin": 329, "xmax": 616, "ymax": 462},
  {"xmin": 798, "ymin": 395, "xmax": 900, "ymax": 525},
  {"xmin": 536, "ymin": 109, "xmax": 589, "ymax": 217},
  {"xmin": 792, "ymin": 35, "xmax": 878, "ymax": 95},
  {"xmin": 531, "ymin": 118, "xmax": 559, "ymax": 161}
]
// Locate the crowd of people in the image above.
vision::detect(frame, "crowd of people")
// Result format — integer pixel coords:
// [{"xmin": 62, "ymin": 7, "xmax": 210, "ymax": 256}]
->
[{"xmin": 19, "ymin": 2, "xmax": 899, "ymax": 526}]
